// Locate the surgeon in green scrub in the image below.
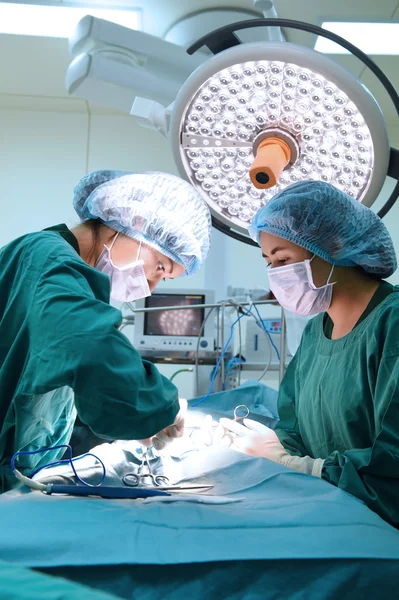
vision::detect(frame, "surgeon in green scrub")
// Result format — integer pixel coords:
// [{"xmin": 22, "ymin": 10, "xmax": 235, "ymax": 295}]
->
[
  {"xmin": 0, "ymin": 170, "xmax": 211, "ymax": 491},
  {"xmin": 222, "ymin": 181, "xmax": 399, "ymax": 528}
]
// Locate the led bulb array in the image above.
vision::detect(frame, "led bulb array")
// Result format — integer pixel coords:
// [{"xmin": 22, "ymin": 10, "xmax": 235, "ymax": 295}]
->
[{"xmin": 180, "ymin": 60, "xmax": 374, "ymax": 229}]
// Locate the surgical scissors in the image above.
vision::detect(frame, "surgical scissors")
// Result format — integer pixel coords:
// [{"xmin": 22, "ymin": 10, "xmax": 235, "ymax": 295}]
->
[{"xmin": 123, "ymin": 450, "xmax": 169, "ymax": 487}]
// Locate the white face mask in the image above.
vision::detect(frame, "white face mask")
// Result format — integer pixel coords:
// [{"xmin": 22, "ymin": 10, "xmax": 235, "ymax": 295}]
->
[
  {"xmin": 268, "ymin": 256, "xmax": 335, "ymax": 316},
  {"xmin": 95, "ymin": 233, "xmax": 151, "ymax": 303}
]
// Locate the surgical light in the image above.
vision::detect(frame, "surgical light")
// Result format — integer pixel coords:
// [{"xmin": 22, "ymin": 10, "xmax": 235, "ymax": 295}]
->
[
  {"xmin": 168, "ymin": 18, "xmax": 399, "ymax": 243},
  {"xmin": 170, "ymin": 43, "xmax": 388, "ymax": 235}
]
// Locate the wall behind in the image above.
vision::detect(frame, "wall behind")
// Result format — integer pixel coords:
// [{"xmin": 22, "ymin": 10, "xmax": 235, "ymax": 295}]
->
[
  {"xmin": 371, "ymin": 125, "xmax": 399, "ymax": 285},
  {"xmin": 0, "ymin": 107, "xmax": 178, "ymax": 242},
  {"xmin": 0, "ymin": 108, "xmax": 206, "ymax": 300},
  {"xmin": 1, "ymin": 107, "xmax": 87, "ymax": 240}
]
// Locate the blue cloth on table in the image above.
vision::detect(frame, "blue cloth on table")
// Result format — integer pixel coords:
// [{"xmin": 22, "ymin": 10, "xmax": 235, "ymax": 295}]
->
[
  {"xmin": 0, "ymin": 559, "xmax": 119, "ymax": 599},
  {"xmin": 189, "ymin": 380, "xmax": 279, "ymax": 429},
  {"xmin": 41, "ymin": 559, "xmax": 399, "ymax": 600},
  {"xmin": 1, "ymin": 449, "xmax": 398, "ymax": 568},
  {"xmin": 1, "ymin": 380, "xmax": 398, "ymax": 600}
]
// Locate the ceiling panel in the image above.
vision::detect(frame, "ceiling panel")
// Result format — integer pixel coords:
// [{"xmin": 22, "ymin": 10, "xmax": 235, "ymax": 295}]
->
[
  {"xmin": 141, "ymin": 0, "xmax": 399, "ymax": 36},
  {"xmin": 274, "ymin": 0, "xmax": 398, "ymax": 19},
  {"xmin": 272, "ymin": 0, "xmax": 398, "ymax": 48},
  {"xmin": 142, "ymin": 0, "xmax": 260, "ymax": 36}
]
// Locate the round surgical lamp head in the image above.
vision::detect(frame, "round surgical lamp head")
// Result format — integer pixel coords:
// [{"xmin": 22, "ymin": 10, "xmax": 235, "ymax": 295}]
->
[{"xmin": 169, "ymin": 20, "xmax": 397, "ymax": 245}]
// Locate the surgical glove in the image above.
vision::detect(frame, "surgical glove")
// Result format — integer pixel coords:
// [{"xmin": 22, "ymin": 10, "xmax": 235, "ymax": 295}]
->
[
  {"xmin": 219, "ymin": 418, "xmax": 324, "ymax": 477},
  {"xmin": 150, "ymin": 399, "xmax": 188, "ymax": 451}
]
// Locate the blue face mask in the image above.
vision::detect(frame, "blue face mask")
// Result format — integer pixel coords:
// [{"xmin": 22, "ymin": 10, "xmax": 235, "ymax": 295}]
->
[
  {"xmin": 95, "ymin": 233, "xmax": 151, "ymax": 303},
  {"xmin": 268, "ymin": 256, "xmax": 335, "ymax": 316}
]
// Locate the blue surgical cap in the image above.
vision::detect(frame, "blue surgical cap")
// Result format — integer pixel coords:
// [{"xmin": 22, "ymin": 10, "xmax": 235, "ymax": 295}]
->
[
  {"xmin": 73, "ymin": 170, "xmax": 212, "ymax": 276},
  {"xmin": 249, "ymin": 181, "xmax": 397, "ymax": 279}
]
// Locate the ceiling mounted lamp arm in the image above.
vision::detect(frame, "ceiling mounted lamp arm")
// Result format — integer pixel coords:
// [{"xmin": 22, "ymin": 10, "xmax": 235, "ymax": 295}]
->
[
  {"xmin": 187, "ymin": 18, "xmax": 399, "ymax": 220},
  {"xmin": 67, "ymin": 15, "xmax": 207, "ymax": 110}
]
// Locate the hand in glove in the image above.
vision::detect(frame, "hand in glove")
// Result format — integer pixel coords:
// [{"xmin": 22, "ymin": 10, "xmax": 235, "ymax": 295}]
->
[
  {"xmin": 140, "ymin": 399, "xmax": 188, "ymax": 451},
  {"xmin": 219, "ymin": 417, "xmax": 324, "ymax": 477}
]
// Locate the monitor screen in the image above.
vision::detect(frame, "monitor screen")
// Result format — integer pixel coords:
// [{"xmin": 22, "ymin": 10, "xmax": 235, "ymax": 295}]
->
[{"xmin": 144, "ymin": 294, "xmax": 205, "ymax": 337}]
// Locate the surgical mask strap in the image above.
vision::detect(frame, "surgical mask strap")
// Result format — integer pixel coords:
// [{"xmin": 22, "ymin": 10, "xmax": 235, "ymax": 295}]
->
[
  {"xmin": 326, "ymin": 264, "xmax": 335, "ymax": 285},
  {"xmin": 310, "ymin": 254, "xmax": 335, "ymax": 286},
  {"xmin": 107, "ymin": 234, "xmax": 143, "ymax": 266},
  {"xmin": 136, "ymin": 241, "xmax": 143, "ymax": 262},
  {"xmin": 107, "ymin": 232, "xmax": 120, "ymax": 252}
]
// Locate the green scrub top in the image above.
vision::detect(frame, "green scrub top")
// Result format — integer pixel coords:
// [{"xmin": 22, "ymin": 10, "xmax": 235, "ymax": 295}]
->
[
  {"xmin": 0, "ymin": 225, "xmax": 179, "ymax": 491},
  {"xmin": 276, "ymin": 281, "xmax": 399, "ymax": 528}
]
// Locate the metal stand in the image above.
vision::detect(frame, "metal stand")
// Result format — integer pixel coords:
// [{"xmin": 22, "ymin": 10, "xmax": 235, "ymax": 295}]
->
[{"xmin": 122, "ymin": 299, "xmax": 287, "ymax": 391}]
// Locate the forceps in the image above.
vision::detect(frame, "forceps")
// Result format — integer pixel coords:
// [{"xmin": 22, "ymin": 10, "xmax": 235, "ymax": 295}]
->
[
  {"xmin": 187, "ymin": 405, "xmax": 251, "ymax": 447},
  {"xmin": 232, "ymin": 405, "xmax": 250, "ymax": 422},
  {"xmin": 122, "ymin": 450, "xmax": 214, "ymax": 492},
  {"xmin": 221, "ymin": 404, "xmax": 250, "ymax": 446},
  {"xmin": 123, "ymin": 450, "xmax": 169, "ymax": 487}
]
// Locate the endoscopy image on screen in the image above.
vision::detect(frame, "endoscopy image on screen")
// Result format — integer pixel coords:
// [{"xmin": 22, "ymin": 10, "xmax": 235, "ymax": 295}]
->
[{"xmin": 144, "ymin": 294, "xmax": 205, "ymax": 337}]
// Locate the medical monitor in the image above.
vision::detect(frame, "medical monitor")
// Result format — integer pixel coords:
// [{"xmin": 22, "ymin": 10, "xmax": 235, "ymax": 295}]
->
[{"xmin": 134, "ymin": 289, "xmax": 215, "ymax": 354}]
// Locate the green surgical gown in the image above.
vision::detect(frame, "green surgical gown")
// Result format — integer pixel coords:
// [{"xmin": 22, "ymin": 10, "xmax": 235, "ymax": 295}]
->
[
  {"xmin": 276, "ymin": 283, "xmax": 399, "ymax": 528},
  {"xmin": 0, "ymin": 225, "xmax": 179, "ymax": 491}
]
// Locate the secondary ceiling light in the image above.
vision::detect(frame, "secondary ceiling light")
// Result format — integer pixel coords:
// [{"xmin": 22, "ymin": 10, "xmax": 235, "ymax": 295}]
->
[
  {"xmin": 0, "ymin": 2, "xmax": 141, "ymax": 38},
  {"xmin": 315, "ymin": 23, "xmax": 399, "ymax": 55}
]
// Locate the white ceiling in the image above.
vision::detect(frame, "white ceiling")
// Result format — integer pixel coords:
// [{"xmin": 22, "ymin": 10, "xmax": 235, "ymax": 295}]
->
[{"xmin": 0, "ymin": 0, "xmax": 398, "ymax": 127}]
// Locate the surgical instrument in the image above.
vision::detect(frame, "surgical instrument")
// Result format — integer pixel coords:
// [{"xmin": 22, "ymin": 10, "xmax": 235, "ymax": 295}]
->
[
  {"xmin": 233, "ymin": 405, "xmax": 250, "ymax": 422},
  {"xmin": 220, "ymin": 404, "xmax": 250, "ymax": 446},
  {"xmin": 44, "ymin": 485, "xmax": 171, "ymax": 499},
  {"xmin": 122, "ymin": 449, "xmax": 214, "ymax": 491},
  {"xmin": 123, "ymin": 481, "xmax": 215, "ymax": 491},
  {"xmin": 122, "ymin": 449, "xmax": 169, "ymax": 487}
]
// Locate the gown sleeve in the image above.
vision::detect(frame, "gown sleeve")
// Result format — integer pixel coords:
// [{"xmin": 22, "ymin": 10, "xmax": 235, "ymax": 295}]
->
[
  {"xmin": 25, "ymin": 256, "xmax": 179, "ymax": 441},
  {"xmin": 274, "ymin": 351, "xmax": 309, "ymax": 457},
  {"xmin": 321, "ymin": 349, "xmax": 399, "ymax": 528}
]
